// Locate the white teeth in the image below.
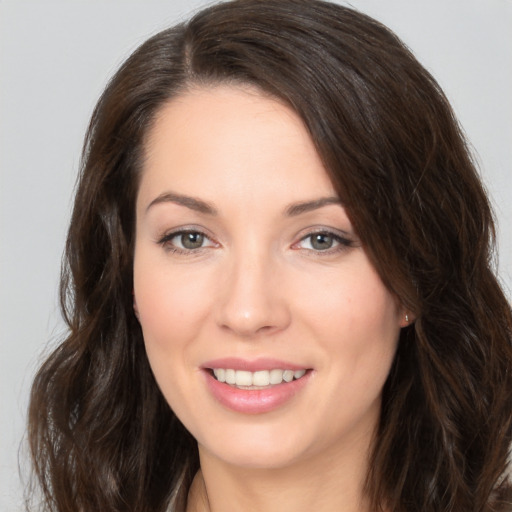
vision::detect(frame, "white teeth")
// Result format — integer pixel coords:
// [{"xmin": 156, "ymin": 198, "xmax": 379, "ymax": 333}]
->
[
  {"xmin": 235, "ymin": 370, "xmax": 252, "ymax": 387},
  {"xmin": 283, "ymin": 370, "xmax": 294, "ymax": 382},
  {"xmin": 213, "ymin": 368, "xmax": 226, "ymax": 382},
  {"xmin": 225, "ymin": 369, "xmax": 236, "ymax": 385},
  {"xmin": 269, "ymin": 369, "xmax": 284, "ymax": 384},
  {"xmin": 252, "ymin": 370, "xmax": 270, "ymax": 386},
  {"xmin": 211, "ymin": 368, "xmax": 307, "ymax": 387}
]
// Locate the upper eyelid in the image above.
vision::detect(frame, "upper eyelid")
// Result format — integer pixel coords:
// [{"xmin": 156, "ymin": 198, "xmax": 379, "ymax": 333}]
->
[
  {"xmin": 157, "ymin": 226, "xmax": 216, "ymax": 242},
  {"xmin": 167, "ymin": 230, "xmax": 215, "ymax": 242},
  {"xmin": 295, "ymin": 226, "xmax": 353, "ymax": 241}
]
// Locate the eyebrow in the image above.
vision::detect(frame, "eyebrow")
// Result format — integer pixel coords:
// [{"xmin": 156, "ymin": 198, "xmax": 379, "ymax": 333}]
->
[
  {"xmin": 145, "ymin": 191, "xmax": 342, "ymax": 217},
  {"xmin": 284, "ymin": 197, "xmax": 343, "ymax": 216},
  {"xmin": 146, "ymin": 192, "xmax": 218, "ymax": 215}
]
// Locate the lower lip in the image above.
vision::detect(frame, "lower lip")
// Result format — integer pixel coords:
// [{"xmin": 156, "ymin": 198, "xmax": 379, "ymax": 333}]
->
[{"xmin": 203, "ymin": 370, "xmax": 311, "ymax": 414}]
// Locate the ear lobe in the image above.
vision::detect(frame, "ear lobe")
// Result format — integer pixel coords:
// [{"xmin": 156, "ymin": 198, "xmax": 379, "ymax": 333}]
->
[
  {"xmin": 400, "ymin": 311, "xmax": 415, "ymax": 328},
  {"xmin": 133, "ymin": 291, "xmax": 140, "ymax": 321}
]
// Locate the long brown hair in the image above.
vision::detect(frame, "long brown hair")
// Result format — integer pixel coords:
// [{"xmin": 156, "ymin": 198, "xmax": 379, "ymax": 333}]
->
[{"xmin": 28, "ymin": 1, "xmax": 512, "ymax": 511}]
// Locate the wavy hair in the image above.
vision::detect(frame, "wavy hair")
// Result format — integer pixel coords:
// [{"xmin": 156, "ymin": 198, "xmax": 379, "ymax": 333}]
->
[{"xmin": 28, "ymin": 1, "xmax": 512, "ymax": 511}]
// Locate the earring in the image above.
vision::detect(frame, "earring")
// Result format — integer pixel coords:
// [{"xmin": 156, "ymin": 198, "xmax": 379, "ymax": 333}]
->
[{"xmin": 405, "ymin": 314, "xmax": 409, "ymax": 323}]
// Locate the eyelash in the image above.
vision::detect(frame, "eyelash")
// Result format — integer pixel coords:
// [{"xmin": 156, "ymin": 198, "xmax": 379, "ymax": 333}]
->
[
  {"xmin": 292, "ymin": 229, "xmax": 355, "ymax": 255},
  {"xmin": 157, "ymin": 229, "xmax": 218, "ymax": 255},
  {"xmin": 157, "ymin": 228, "xmax": 355, "ymax": 256}
]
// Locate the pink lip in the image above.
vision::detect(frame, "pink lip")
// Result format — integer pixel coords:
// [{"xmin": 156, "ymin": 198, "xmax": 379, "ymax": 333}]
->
[
  {"xmin": 201, "ymin": 357, "xmax": 306, "ymax": 372},
  {"xmin": 201, "ymin": 358, "xmax": 312, "ymax": 414}
]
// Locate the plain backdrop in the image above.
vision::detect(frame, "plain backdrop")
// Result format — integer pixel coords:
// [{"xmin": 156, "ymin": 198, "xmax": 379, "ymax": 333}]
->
[{"xmin": 1, "ymin": 0, "xmax": 511, "ymax": 510}]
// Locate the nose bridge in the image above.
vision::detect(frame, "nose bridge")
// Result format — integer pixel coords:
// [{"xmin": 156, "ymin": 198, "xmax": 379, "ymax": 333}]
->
[{"xmin": 216, "ymin": 241, "xmax": 289, "ymax": 337}]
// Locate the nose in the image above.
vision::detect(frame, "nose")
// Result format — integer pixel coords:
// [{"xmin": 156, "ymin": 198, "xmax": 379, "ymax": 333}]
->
[{"xmin": 215, "ymin": 249, "xmax": 291, "ymax": 338}]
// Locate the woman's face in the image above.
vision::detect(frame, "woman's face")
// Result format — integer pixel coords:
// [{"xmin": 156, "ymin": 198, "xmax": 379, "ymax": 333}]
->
[{"xmin": 134, "ymin": 85, "xmax": 404, "ymax": 470}]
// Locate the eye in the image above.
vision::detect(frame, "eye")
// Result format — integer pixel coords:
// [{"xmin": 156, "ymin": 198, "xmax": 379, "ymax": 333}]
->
[
  {"xmin": 294, "ymin": 230, "xmax": 354, "ymax": 253},
  {"xmin": 303, "ymin": 233, "xmax": 337, "ymax": 251},
  {"xmin": 158, "ymin": 229, "xmax": 217, "ymax": 253},
  {"xmin": 176, "ymin": 232, "xmax": 206, "ymax": 250}
]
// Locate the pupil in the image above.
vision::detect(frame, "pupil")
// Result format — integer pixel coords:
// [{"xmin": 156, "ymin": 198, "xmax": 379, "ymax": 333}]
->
[
  {"xmin": 182, "ymin": 232, "xmax": 204, "ymax": 249},
  {"xmin": 311, "ymin": 233, "xmax": 333, "ymax": 250}
]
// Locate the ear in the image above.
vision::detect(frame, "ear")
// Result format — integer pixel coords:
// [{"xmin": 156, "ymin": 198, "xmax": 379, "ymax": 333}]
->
[
  {"xmin": 133, "ymin": 290, "xmax": 140, "ymax": 321},
  {"xmin": 399, "ymin": 310, "xmax": 415, "ymax": 328}
]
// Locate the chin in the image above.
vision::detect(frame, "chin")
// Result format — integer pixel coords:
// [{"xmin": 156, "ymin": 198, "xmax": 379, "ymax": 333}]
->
[{"xmin": 196, "ymin": 421, "xmax": 318, "ymax": 470}]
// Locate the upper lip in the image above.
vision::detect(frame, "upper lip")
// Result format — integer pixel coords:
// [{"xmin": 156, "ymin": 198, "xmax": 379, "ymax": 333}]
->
[{"xmin": 201, "ymin": 357, "xmax": 308, "ymax": 372}]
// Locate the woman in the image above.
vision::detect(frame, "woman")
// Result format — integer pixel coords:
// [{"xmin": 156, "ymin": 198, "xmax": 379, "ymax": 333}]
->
[{"xmin": 28, "ymin": 0, "xmax": 512, "ymax": 511}]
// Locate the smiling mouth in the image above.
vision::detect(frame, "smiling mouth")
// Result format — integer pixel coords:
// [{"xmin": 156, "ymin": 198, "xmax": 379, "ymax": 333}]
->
[{"xmin": 209, "ymin": 368, "xmax": 308, "ymax": 389}]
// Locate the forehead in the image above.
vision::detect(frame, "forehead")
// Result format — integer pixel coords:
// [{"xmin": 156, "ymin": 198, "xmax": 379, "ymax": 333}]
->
[{"xmin": 138, "ymin": 85, "xmax": 336, "ymax": 210}]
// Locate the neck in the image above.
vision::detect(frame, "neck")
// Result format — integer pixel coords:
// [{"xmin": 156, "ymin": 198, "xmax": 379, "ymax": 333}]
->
[{"xmin": 186, "ymin": 433, "xmax": 374, "ymax": 512}]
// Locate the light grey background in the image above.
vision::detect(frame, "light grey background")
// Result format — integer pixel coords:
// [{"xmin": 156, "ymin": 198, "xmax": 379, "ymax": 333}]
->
[{"xmin": 1, "ymin": 1, "xmax": 511, "ymax": 510}]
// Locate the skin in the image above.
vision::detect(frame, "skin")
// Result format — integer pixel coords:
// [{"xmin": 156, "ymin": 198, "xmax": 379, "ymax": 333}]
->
[{"xmin": 133, "ymin": 85, "xmax": 407, "ymax": 512}]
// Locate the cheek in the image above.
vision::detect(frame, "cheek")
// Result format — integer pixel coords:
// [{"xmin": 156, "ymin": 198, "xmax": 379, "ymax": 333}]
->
[
  {"xmin": 338, "ymin": 286, "xmax": 400, "ymax": 403},
  {"xmin": 297, "ymin": 260, "xmax": 399, "ymax": 335},
  {"xmin": 293, "ymin": 259, "xmax": 400, "ymax": 379},
  {"xmin": 132, "ymin": 252, "xmax": 214, "ymax": 416},
  {"xmin": 133, "ymin": 253, "xmax": 212, "ymax": 356}
]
